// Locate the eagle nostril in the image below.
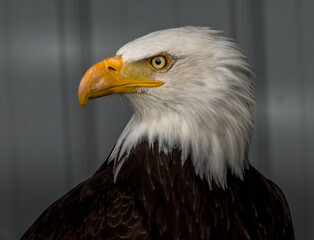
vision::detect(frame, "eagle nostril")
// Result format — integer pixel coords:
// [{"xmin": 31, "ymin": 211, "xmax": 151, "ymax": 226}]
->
[{"xmin": 108, "ymin": 66, "xmax": 116, "ymax": 72}]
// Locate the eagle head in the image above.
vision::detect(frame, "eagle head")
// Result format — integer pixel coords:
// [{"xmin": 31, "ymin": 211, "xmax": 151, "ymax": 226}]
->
[{"xmin": 78, "ymin": 26, "xmax": 255, "ymax": 187}]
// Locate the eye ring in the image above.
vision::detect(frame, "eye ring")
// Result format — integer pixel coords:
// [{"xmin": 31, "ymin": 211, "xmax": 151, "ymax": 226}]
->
[{"xmin": 149, "ymin": 55, "xmax": 171, "ymax": 70}]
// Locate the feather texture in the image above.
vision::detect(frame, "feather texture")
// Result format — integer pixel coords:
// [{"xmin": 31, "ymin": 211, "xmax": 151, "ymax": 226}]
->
[{"xmin": 22, "ymin": 141, "xmax": 294, "ymax": 239}]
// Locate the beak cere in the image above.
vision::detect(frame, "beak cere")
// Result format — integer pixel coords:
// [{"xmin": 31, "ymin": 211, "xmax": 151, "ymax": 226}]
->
[
  {"xmin": 78, "ymin": 56, "xmax": 164, "ymax": 109},
  {"xmin": 78, "ymin": 56, "xmax": 123, "ymax": 109}
]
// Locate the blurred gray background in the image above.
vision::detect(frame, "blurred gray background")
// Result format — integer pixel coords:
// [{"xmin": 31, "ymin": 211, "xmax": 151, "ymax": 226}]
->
[{"xmin": 0, "ymin": 0, "xmax": 313, "ymax": 239}]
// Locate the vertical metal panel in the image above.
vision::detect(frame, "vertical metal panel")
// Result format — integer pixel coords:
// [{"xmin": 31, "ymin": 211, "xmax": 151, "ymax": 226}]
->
[
  {"xmin": 0, "ymin": 1, "xmax": 16, "ymax": 239},
  {"xmin": 248, "ymin": 0, "xmax": 270, "ymax": 174},
  {"xmin": 264, "ymin": 1, "xmax": 310, "ymax": 239},
  {"xmin": 0, "ymin": 0, "xmax": 67, "ymax": 238},
  {"xmin": 56, "ymin": 0, "xmax": 73, "ymax": 191},
  {"xmin": 232, "ymin": 1, "xmax": 253, "ymax": 54},
  {"xmin": 178, "ymin": 0, "xmax": 231, "ymax": 35},
  {"xmin": 298, "ymin": 1, "xmax": 314, "ymax": 238},
  {"xmin": 56, "ymin": 0, "xmax": 91, "ymax": 185}
]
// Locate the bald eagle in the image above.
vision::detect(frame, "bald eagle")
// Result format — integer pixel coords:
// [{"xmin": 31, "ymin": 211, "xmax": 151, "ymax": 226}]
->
[{"xmin": 22, "ymin": 27, "xmax": 294, "ymax": 240}]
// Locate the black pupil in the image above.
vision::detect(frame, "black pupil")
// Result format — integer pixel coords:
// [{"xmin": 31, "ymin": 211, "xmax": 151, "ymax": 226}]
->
[{"xmin": 155, "ymin": 58, "xmax": 162, "ymax": 65}]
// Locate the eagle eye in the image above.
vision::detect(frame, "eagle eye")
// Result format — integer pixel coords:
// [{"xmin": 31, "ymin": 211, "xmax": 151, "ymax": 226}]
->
[{"xmin": 149, "ymin": 55, "xmax": 171, "ymax": 70}]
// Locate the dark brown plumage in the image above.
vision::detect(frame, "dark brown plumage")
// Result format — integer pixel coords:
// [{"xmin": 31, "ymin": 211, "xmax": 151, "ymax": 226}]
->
[{"xmin": 22, "ymin": 141, "xmax": 294, "ymax": 240}]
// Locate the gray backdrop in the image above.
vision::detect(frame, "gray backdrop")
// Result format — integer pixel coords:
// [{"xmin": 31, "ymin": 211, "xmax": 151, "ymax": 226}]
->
[{"xmin": 0, "ymin": 0, "xmax": 313, "ymax": 239}]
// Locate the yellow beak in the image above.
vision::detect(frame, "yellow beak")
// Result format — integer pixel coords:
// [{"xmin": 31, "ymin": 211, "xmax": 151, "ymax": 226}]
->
[{"xmin": 78, "ymin": 56, "xmax": 164, "ymax": 109}]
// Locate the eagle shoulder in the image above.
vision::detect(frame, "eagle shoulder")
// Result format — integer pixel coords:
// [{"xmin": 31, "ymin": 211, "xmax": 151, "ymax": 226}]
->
[{"xmin": 21, "ymin": 162, "xmax": 149, "ymax": 240}]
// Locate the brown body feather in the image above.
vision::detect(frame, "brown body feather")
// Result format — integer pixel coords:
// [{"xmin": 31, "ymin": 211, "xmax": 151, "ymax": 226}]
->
[{"xmin": 22, "ymin": 141, "xmax": 294, "ymax": 239}]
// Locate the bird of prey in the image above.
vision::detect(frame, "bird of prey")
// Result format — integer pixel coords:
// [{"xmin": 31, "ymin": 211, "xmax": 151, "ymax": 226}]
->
[{"xmin": 22, "ymin": 26, "xmax": 294, "ymax": 240}]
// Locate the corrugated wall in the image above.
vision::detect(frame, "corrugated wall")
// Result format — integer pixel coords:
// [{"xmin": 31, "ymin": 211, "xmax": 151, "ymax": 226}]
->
[{"xmin": 0, "ymin": 0, "xmax": 313, "ymax": 239}]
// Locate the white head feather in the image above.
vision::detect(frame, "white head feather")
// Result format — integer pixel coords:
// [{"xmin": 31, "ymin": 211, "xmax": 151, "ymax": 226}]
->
[{"xmin": 108, "ymin": 26, "xmax": 255, "ymax": 187}]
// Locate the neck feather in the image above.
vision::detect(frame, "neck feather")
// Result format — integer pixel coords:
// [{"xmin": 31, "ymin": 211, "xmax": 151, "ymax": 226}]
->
[{"xmin": 108, "ymin": 94, "xmax": 253, "ymax": 187}]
